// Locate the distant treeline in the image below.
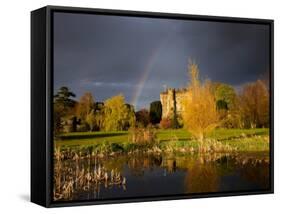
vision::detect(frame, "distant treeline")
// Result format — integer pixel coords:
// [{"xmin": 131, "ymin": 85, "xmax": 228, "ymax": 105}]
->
[
  {"xmin": 54, "ymin": 63, "xmax": 269, "ymax": 137},
  {"xmin": 53, "ymin": 88, "xmax": 163, "ymax": 135}
]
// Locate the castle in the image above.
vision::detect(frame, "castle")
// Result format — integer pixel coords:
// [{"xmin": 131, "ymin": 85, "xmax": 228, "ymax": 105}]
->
[{"xmin": 160, "ymin": 88, "xmax": 191, "ymax": 118}]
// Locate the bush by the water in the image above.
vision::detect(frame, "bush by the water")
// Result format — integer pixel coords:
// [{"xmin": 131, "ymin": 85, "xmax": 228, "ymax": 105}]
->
[{"xmin": 129, "ymin": 126, "xmax": 157, "ymax": 145}]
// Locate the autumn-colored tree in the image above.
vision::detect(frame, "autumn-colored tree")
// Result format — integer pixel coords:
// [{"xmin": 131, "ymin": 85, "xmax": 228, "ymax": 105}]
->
[
  {"xmin": 103, "ymin": 94, "xmax": 136, "ymax": 131},
  {"xmin": 92, "ymin": 102, "xmax": 105, "ymax": 131},
  {"xmin": 76, "ymin": 92, "xmax": 95, "ymax": 123},
  {"xmin": 183, "ymin": 61, "xmax": 219, "ymax": 142},
  {"xmin": 239, "ymin": 80, "xmax": 269, "ymax": 128},
  {"xmin": 85, "ymin": 110, "xmax": 96, "ymax": 131}
]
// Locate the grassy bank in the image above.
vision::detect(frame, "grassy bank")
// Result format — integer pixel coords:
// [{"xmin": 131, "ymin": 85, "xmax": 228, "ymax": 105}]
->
[{"xmin": 55, "ymin": 128, "xmax": 269, "ymax": 156}]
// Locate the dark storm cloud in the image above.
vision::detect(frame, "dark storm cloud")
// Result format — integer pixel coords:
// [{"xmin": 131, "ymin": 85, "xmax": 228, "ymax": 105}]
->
[{"xmin": 54, "ymin": 12, "xmax": 270, "ymax": 110}]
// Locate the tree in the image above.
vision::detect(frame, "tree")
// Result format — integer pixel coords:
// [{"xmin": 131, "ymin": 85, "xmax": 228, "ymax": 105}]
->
[
  {"xmin": 92, "ymin": 102, "xmax": 105, "ymax": 131},
  {"xmin": 136, "ymin": 109, "xmax": 150, "ymax": 127},
  {"xmin": 103, "ymin": 94, "xmax": 136, "ymax": 131},
  {"xmin": 149, "ymin": 101, "xmax": 162, "ymax": 124},
  {"xmin": 212, "ymin": 83, "xmax": 242, "ymax": 128},
  {"xmin": 53, "ymin": 102, "xmax": 64, "ymax": 136},
  {"xmin": 76, "ymin": 92, "xmax": 95, "ymax": 122},
  {"xmin": 183, "ymin": 61, "xmax": 219, "ymax": 142},
  {"xmin": 124, "ymin": 104, "xmax": 136, "ymax": 130},
  {"xmin": 171, "ymin": 89, "xmax": 180, "ymax": 128},
  {"xmin": 54, "ymin": 86, "xmax": 76, "ymax": 111},
  {"xmin": 216, "ymin": 99, "xmax": 228, "ymax": 110},
  {"xmin": 53, "ymin": 87, "xmax": 76, "ymax": 135},
  {"xmin": 239, "ymin": 80, "xmax": 269, "ymax": 128},
  {"xmin": 85, "ymin": 110, "xmax": 96, "ymax": 131},
  {"xmin": 214, "ymin": 83, "xmax": 236, "ymax": 110}
]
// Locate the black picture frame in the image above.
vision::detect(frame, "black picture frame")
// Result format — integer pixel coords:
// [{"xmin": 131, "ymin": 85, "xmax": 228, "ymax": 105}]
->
[{"xmin": 31, "ymin": 5, "xmax": 274, "ymax": 208}]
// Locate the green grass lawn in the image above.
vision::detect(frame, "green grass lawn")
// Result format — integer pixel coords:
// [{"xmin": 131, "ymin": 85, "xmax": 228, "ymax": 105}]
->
[
  {"xmin": 56, "ymin": 129, "xmax": 190, "ymax": 146},
  {"xmin": 55, "ymin": 128, "xmax": 269, "ymax": 153},
  {"xmin": 57, "ymin": 131, "xmax": 129, "ymax": 146}
]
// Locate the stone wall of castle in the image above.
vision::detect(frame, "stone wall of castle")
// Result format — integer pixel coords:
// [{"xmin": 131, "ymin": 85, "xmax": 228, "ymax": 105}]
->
[{"xmin": 160, "ymin": 88, "xmax": 190, "ymax": 119}]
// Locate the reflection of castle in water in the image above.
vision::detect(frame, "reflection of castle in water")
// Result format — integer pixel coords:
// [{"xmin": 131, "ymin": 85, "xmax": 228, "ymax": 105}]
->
[{"xmin": 160, "ymin": 88, "xmax": 191, "ymax": 118}]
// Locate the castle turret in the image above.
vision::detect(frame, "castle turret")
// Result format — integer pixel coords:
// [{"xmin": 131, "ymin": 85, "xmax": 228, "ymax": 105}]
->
[{"xmin": 160, "ymin": 87, "xmax": 190, "ymax": 119}]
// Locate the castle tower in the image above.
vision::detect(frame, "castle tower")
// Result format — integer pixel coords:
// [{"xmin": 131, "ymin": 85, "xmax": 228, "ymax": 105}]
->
[
  {"xmin": 160, "ymin": 88, "xmax": 173, "ymax": 118},
  {"xmin": 160, "ymin": 87, "xmax": 190, "ymax": 119}
]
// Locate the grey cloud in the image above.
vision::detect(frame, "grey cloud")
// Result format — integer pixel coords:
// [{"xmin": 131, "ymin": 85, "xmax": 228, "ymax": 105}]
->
[{"xmin": 54, "ymin": 12, "xmax": 270, "ymax": 110}]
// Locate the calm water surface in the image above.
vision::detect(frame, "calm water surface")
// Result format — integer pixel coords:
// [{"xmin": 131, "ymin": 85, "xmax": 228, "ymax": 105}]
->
[{"xmin": 55, "ymin": 152, "xmax": 269, "ymax": 201}]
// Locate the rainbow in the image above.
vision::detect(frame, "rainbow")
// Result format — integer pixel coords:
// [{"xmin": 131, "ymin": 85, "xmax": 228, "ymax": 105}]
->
[
  {"xmin": 130, "ymin": 33, "xmax": 174, "ymax": 109},
  {"xmin": 130, "ymin": 47, "xmax": 160, "ymax": 109}
]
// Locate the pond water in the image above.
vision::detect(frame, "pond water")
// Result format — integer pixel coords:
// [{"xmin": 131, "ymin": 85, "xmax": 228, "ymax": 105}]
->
[{"xmin": 53, "ymin": 152, "xmax": 270, "ymax": 202}]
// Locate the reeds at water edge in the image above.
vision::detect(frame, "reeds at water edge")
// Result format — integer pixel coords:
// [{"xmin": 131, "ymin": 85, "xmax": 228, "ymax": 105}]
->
[{"xmin": 53, "ymin": 148, "xmax": 126, "ymax": 201}]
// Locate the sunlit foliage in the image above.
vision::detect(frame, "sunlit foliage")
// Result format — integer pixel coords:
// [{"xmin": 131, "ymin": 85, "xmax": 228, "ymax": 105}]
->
[
  {"xmin": 183, "ymin": 61, "xmax": 219, "ymax": 142},
  {"xmin": 103, "ymin": 94, "xmax": 136, "ymax": 131},
  {"xmin": 76, "ymin": 92, "xmax": 95, "ymax": 122},
  {"xmin": 239, "ymin": 80, "xmax": 269, "ymax": 128}
]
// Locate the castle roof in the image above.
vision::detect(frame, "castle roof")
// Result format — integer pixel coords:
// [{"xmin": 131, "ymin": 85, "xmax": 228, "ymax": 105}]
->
[{"xmin": 160, "ymin": 87, "xmax": 189, "ymax": 94}]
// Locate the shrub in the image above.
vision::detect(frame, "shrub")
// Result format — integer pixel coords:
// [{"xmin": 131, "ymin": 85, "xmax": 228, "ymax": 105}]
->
[
  {"xmin": 129, "ymin": 126, "xmax": 157, "ymax": 144},
  {"xmin": 160, "ymin": 117, "xmax": 172, "ymax": 129}
]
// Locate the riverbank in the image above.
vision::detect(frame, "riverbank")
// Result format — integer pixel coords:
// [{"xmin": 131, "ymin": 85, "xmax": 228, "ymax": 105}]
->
[{"xmin": 54, "ymin": 128, "xmax": 269, "ymax": 158}]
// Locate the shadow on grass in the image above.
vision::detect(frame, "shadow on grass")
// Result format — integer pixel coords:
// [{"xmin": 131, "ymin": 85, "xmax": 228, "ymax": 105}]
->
[
  {"xmin": 160, "ymin": 137, "xmax": 192, "ymax": 142},
  {"xmin": 59, "ymin": 132, "xmax": 127, "ymax": 140}
]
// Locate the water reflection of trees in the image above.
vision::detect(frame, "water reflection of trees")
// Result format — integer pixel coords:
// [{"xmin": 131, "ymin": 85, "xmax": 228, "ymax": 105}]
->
[
  {"xmin": 186, "ymin": 163, "xmax": 219, "ymax": 193},
  {"xmin": 105, "ymin": 153, "xmax": 269, "ymax": 193},
  {"xmin": 237, "ymin": 157, "xmax": 269, "ymax": 189},
  {"xmin": 126, "ymin": 155, "xmax": 163, "ymax": 176},
  {"xmin": 182, "ymin": 153, "xmax": 270, "ymax": 193},
  {"xmin": 54, "ymin": 152, "xmax": 269, "ymax": 200}
]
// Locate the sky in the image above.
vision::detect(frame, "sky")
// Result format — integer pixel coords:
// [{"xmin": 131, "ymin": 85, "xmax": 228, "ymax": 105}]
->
[{"xmin": 53, "ymin": 12, "xmax": 270, "ymax": 110}]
